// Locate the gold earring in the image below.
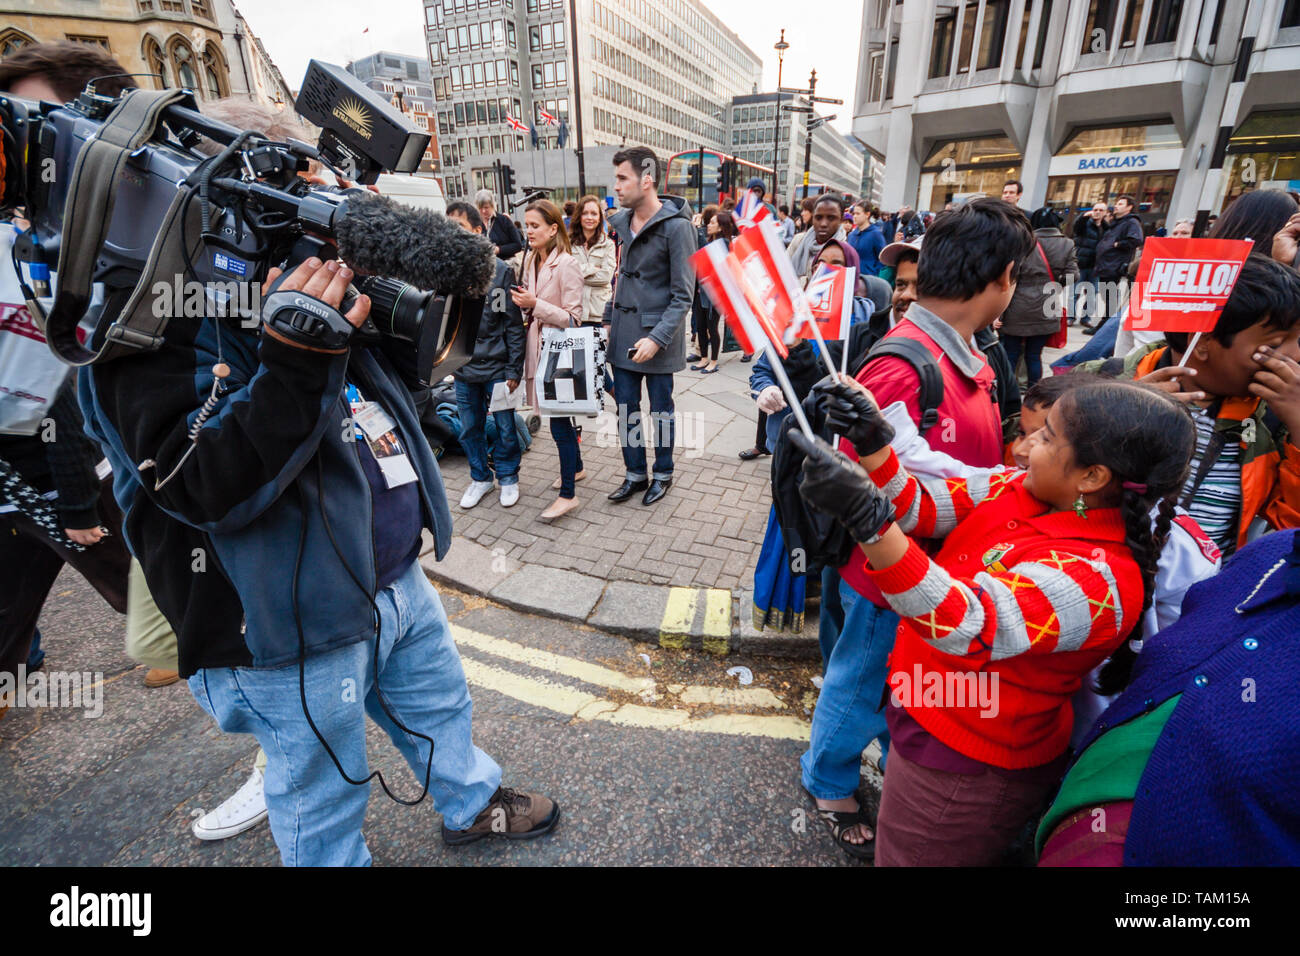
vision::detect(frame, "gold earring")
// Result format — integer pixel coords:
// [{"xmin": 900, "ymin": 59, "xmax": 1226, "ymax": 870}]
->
[{"xmin": 1073, "ymin": 493, "xmax": 1089, "ymax": 519}]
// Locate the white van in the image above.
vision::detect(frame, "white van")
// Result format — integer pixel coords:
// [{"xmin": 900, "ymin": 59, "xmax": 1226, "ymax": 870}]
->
[{"xmin": 374, "ymin": 174, "xmax": 447, "ymax": 215}]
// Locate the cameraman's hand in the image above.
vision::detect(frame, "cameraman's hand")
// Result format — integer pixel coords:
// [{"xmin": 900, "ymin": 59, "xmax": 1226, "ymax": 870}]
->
[{"xmin": 266, "ymin": 258, "xmax": 371, "ymax": 329}]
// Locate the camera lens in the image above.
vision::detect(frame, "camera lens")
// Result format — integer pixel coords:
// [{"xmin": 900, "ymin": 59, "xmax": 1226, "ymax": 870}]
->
[{"xmin": 353, "ymin": 275, "xmax": 429, "ymax": 344}]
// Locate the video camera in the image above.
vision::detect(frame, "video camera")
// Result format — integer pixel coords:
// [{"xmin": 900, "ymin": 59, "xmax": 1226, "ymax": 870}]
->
[{"xmin": 0, "ymin": 60, "xmax": 489, "ymax": 382}]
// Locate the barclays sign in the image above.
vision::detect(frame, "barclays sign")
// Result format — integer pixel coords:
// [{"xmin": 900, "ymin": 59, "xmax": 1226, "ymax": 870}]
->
[{"xmin": 1048, "ymin": 148, "xmax": 1184, "ymax": 178}]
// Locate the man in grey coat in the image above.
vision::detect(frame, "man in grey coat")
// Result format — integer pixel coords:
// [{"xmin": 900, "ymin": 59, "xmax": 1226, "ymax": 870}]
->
[{"xmin": 603, "ymin": 146, "xmax": 697, "ymax": 506}]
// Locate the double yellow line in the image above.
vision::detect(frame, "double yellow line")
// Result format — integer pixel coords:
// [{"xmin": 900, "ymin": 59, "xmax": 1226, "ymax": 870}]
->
[{"xmin": 659, "ymin": 587, "xmax": 732, "ymax": 654}]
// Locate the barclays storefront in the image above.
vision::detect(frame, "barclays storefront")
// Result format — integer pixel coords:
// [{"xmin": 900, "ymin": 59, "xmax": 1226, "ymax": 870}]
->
[{"xmin": 1044, "ymin": 122, "xmax": 1183, "ymax": 234}]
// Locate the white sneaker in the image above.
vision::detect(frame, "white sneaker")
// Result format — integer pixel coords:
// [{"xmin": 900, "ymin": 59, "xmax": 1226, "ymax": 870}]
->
[
  {"xmin": 192, "ymin": 767, "xmax": 267, "ymax": 841},
  {"xmin": 459, "ymin": 480, "xmax": 495, "ymax": 509},
  {"xmin": 500, "ymin": 483, "xmax": 520, "ymax": 507}
]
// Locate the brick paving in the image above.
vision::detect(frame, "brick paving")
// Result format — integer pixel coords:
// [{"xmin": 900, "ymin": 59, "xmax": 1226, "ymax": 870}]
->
[{"xmin": 437, "ymin": 350, "xmax": 772, "ymax": 590}]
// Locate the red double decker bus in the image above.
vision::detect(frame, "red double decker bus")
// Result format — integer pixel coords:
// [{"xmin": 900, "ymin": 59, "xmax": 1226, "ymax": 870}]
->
[{"xmin": 665, "ymin": 149, "xmax": 774, "ymax": 208}]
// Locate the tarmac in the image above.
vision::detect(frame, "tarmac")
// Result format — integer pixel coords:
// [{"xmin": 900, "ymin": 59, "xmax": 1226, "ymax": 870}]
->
[{"xmin": 422, "ymin": 326, "xmax": 1088, "ymax": 659}]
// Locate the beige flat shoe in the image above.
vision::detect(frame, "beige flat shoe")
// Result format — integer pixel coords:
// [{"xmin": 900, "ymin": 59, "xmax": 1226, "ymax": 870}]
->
[
  {"xmin": 551, "ymin": 470, "xmax": 587, "ymax": 490},
  {"xmin": 539, "ymin": 497, "xmax": 582, "ymax": 521}
]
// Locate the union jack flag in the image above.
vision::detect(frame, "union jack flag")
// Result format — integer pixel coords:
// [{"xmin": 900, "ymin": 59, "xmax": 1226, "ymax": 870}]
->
[
  {"xmin": 505, "ymin": 114, "xmax": 530, "ymax": 133},
  {"xmin": 538, "ymin": 107, "xmax": 559, "ymax": 127},
  {"xmin": 734, "ymin": 188, "xmax": 771, "ymax": 227}
]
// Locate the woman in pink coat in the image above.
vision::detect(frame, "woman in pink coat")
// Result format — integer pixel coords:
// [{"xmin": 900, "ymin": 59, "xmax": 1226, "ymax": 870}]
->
[{"xmin": 511, "ymin": 200, "xmax": 586, "ymax": 520}]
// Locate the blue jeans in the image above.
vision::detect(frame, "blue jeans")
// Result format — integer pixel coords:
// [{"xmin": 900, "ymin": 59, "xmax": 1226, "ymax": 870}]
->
[
  {"xmin": 1052, "ymin": 314, "xmax": 1121, "ymax": 370},
  {"xmin": 613, "ymin": 369, "xmax": 675, "ymax": 481},
  {"xmin": 454, "ymin": 379, "xmax": 521, "ymax": 485},
  {"xmin": 801, "ymin": 579, "xmax": 899, "ymax": 799},
  {"xmin": 188, "ymin": 561, "xmax": 502, "ymax": 866},
  {"xmin": 1001, "ymin": 333, "xmax": 1049, "ymax": 387},
  {"xmin": 549, "ymin": 416, "xmax": 583, "ymax": 498},
  {"xmin": 817, "ymin": 565, "xmax": 845, "ymax": 672}
]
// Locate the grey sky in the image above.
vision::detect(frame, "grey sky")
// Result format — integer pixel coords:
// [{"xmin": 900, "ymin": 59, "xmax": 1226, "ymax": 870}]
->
[{"xmin": 236, "ymin": 0, "xmax": 862, "ymax": 135}]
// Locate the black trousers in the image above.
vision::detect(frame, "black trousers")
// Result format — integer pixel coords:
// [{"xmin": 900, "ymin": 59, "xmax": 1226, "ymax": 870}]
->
[
  {"xmin": 697, "ymin": 310, "xmax": 722, "ymax": 361},
  {"xmin": 0, "ymin": 478, "xmax": 129, "ymax": 681}
]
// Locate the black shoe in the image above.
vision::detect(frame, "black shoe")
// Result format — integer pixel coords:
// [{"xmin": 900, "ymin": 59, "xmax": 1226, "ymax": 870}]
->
[
  {"xmin": 608, "ymin": 478, "xmax": 649, "ymax": 502},
  {"xmin": 1082, "ymin": 323, "xmax": 1101, "ymax": 336},
  {"xmin": 738, "ymin": 446, "xmax": 769, "ymax": 461},
  {"xmin": 642, "ymin": 478, "xmax": 672, "ymax": 505},
  {"xmin": 740, "ymin": 353, "xmax": 753, "ymax": 363},
  {"xmin": 686, "ymin": 352, "xmax": 701, "ymax": 363}
]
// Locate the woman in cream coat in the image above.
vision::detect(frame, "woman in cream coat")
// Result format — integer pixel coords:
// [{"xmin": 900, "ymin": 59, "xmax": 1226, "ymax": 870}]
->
[{"xmin": 512, "ymin": 199, "xmax": 586, "ymax": 520}]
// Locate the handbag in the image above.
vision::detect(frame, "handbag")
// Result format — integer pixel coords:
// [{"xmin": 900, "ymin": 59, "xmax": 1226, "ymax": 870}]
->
[
  {"xmin": 0, "ymin": 224, "xmax": 73, "ymax": 435},
  {"xmin": 1037, "ymin": 240, "xmax": 1069, "ymax": 350}
]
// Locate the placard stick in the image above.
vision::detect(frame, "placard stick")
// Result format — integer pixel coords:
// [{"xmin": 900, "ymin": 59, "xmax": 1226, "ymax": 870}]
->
[{"xmin": 1176, "ymin": 332, "xmax": 1202, "ymax": 369}]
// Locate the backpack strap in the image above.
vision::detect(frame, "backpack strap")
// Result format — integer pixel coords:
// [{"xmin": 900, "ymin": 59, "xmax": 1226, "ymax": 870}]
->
[
  {"xmin": 43, "ymin": 87, "xmax": 197, "ymax": 366},
  {"xmin": 862, "ymin": 337, "xmax": 944, "ymax": 433}
]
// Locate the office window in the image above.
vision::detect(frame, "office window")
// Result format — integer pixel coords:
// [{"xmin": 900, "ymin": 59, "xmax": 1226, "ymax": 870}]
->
[
  {"xmin": 1081, "ymin": 0, "xmax": 1119, "ymax": 53},
  {"xmin": 488, "ymin": 99, "xmax": 499, "ymax": 122},
  {"xmin": 469, "ymin": 23, "xmax": 481, "ymax": 48},
  {"xmin": 1146, "ymin": 0, "xmax": 1184, "ymax": 43},
  {"xmin": 484, "ymin": 60, "xmax": 496, "ymax": 84},
  {"xmin": 978, "ymin": 0, "xmax": 1010, "ymax": 68},
  {"xmin": 510, "ymin": 60, "xmax": 519, "ymax": 85},
  {"xmin": 1283, "ymin": 0, "xmax": 1300, "ymax": 27},
  {"xmin": 455, "ymin": 102, "xmax": 466, "ymax": 124},
  {"xmin": 473, "ymin": 62, "xmax": 485, "ymax": 86},
  {"xmin": 544, "ymin": 62, "xmax": 555, "ymax": 86},
  {"xmin": 553, "ymin": 21, "xmax": 565, "ymax": 48},
  {"xmin": 507, "ymin": 22, "xmax": 516, "ymax": 48},
  {"xmin": 931, "ymin": 13, "xmax": 956, "ymax": 76},
  {"xmin": 529, "ymin": 26, "xmax": 540, "ymax": 50},
  {"xmin": 556, "ymin": 59, "xmax": 566, "ymax": 84},
  {"xmin": 957, "ymin": 2, "xmax": 978, "ymax": 72},
  {"xmin": 477, "ymin": 101, "xmax": 488, "ymax": 123},
  {"xmin": 458, "ymin": 26, "xmax": 469, "ymax": 49},
  {"xmin": 1121, "ymin": 0, "xmax": 1145, "ymax": 45},
  {"xmin": 532, "ymin": 64, "xmax": 543, "ymax": 88},
  {"xmin": 1031, "ymin": 0, "xmax": 1053, "ymax": 66},
  {"xmin": 446, "ymin": 29, "xmax": 457, "ymax": 53}
]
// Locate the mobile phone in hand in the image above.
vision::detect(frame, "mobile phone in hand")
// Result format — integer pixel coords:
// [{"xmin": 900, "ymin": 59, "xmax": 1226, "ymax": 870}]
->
[{"xmin": 627, "ymin": 347, "xmax": 638, "ymax": 360}]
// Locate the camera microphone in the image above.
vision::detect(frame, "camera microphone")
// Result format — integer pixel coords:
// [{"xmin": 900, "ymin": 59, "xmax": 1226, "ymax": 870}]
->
[{"xmin": 333, "ymin": 190, "xmax": 495, "ymax": 298}]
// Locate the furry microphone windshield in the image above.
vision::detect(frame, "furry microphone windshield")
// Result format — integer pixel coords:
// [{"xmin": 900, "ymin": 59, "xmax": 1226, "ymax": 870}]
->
[{"xmin": 334, "ymin": 191, "xmax": 496, "ymax": 297}]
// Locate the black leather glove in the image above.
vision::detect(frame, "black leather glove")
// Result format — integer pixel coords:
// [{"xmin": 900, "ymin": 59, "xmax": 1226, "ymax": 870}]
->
[
  {"xmin": 789, "ymin": 430, "xmax": 895, "ymax": 544},
  {"xmin": 819, "ymin": 378, "xmax": 895, "ymax": 458}
]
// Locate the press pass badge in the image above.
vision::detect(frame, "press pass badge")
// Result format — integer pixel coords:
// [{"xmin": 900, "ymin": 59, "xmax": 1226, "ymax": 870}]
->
[{"xmin": 345, "ymin": 383, "xmax": 417, "ymax": 488}]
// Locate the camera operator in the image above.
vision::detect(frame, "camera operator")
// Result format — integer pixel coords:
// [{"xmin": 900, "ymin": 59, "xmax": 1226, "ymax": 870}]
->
[{"xmin": 72, "ymin": 115, "xmax": 557, "ymax": 864}]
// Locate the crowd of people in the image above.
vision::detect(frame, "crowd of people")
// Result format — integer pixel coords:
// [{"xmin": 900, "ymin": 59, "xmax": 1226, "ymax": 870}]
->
[{"xmin": 2, "ymin": 40, "xmax": 1299, "ymax": 868}]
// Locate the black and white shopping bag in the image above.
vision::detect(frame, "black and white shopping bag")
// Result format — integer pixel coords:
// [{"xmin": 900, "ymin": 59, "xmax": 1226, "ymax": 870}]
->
[{"xmin": 538, "ymin": 325, "xmax": 603, "ymax": 417}]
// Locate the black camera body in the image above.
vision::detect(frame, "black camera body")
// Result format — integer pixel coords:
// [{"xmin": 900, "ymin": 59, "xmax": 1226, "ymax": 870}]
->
[{"xmin": 0, "ymin": 61, "xmax": 484, "ymax": 384}]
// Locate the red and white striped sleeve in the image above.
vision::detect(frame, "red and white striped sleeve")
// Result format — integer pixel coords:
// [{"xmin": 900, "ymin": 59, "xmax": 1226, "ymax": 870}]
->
[
  {"xmin": 865, "ymin": 539, "xmax": 1135, "ymax": 663},
  {"xmin": 865, "ymin": 446, "xmax": 1018, "ymax": 540}
]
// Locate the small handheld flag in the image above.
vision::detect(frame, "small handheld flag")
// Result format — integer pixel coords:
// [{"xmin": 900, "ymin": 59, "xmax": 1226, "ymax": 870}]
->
[
  {"xmin": 802, "ymin": 264, "xmax": 855, "ymax": 343},
  {"xmin": 1125, "ymin": 237, "xmax": 1255, "ymax": 368}
]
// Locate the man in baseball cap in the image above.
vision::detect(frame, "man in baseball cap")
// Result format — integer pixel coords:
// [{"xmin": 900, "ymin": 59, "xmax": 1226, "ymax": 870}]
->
[{"xmin": 878, "ymin": 236, "xmax": 922, "ymax": 325}]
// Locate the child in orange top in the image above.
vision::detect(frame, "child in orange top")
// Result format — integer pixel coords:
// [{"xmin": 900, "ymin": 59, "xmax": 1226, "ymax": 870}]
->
[{"xmin": 790, "ymin": 378, "xmax": 1196, "ymax": 866}]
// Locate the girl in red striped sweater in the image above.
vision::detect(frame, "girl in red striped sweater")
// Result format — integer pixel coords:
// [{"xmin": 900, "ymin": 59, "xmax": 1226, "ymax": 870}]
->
[{"xmin": 790, "ymin": 378, "xmax": 1196, "ymax": 866}]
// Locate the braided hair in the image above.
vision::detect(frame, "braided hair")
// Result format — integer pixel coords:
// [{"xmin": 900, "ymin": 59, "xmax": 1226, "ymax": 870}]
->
[{"xmin": 1056, "ymin": 382, "xmax": 1197, "ymax": 696}]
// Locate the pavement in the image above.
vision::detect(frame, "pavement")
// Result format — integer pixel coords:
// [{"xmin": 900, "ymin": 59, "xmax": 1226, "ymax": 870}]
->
[
  {"xmin": 425, "ymin": 325, "xmax": 1091, "ymax": 658},
  {"xmin": 2, "ymin": 566, "xmax": 866, "ymax": 866}
]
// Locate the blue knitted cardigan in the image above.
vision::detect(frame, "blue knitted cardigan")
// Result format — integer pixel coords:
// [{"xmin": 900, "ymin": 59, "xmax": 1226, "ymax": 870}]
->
[{"xmin": 1078, "ymin": 530, "xmax": 1300, "ymax": 865}]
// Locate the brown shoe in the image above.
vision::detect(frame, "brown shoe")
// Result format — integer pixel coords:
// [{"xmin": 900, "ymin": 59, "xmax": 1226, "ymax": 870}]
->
[
  {"xmin": 144, "ymin": 668, "xmax": 180, "ymax": 688},
  {"xmin": 441, "ymin": 787, "xmax": 560, "ymax": 845}
]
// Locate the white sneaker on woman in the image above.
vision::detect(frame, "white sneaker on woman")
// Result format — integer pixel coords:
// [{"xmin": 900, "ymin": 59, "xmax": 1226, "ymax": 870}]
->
[
  {"xmin": 500, "ymin": 483, "xmax": 520, "ymax": 507},
  {"xmin": 459, "ymin": 480, "xmax": 495, "ymax": 509},
  {"xmin": 192, "ymin": 767, "xmax": 267, "ymax": 841}
]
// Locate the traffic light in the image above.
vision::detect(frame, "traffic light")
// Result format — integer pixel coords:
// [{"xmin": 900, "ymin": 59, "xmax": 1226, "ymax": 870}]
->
[
  {"xmin": 718, "ymin": 159, "xmax": 734, "ymax": 197},
  {"xmin": 687, "ymin": 162, "xmax": 702, "ymax": 192},
  {"xmin": 500, "ymin": 164, "xmax": 516, "ymax": 197}
]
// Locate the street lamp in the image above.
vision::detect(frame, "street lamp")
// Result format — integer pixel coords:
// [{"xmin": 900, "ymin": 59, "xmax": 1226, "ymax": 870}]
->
[{"xmin": 770, "ymin": 29, "xmax": 788, "ymax": 202}]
